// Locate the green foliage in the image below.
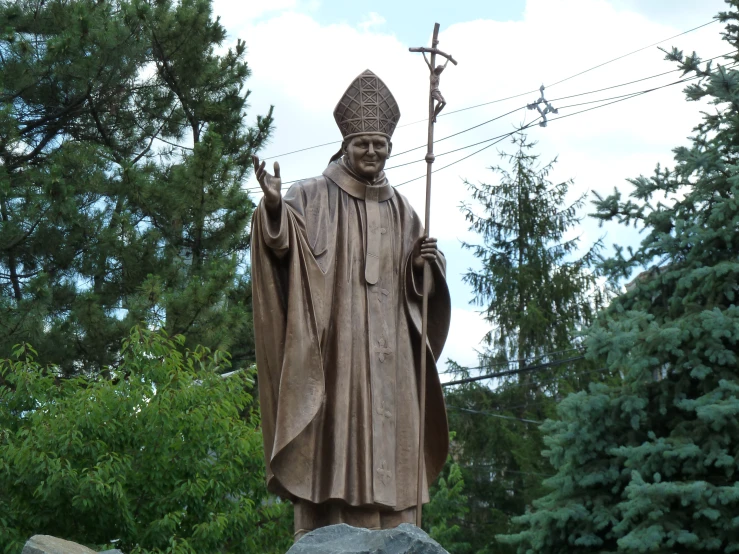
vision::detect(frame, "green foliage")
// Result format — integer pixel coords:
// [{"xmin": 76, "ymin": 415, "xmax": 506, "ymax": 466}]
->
[
  {"xmin": 503, "ymin": 5, "xmax": 739, "ymax": 553},
  {"xmin": 443, "ymin": 384, "xmax": 556, "ymax": 554},
  {"xmin": 461, "ymin": 133, "xmax": 607, "ymax": 363},
  {"xmin": 444, "ymin": 135, "xmax": 609, "ymax": 553},
  {"xmin": 0, "ymin": 0, "xmax": 272, "ymax": 375},
  {"xmin": 0, "ymin": 327, "xmax": 292, "ymax": 554},
  {"xmin": 424, "ymin": 442, "xmax": 472, "ymax": 554}
]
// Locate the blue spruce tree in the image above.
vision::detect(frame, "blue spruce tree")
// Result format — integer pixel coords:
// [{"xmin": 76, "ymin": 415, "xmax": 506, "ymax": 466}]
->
[{"xmin": 502, "ymin": 5, "xmax": 739, "ymax": 553}]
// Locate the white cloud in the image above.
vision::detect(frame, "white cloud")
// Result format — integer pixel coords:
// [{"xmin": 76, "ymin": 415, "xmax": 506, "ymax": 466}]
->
[
  {"xmin": 224, "ymin": 0, "xmax": 726, "ymax": 363},
  {"xmin": 212, "ymin": 0, "xmax": 297, "ymax": 29},
  {"xmin": 359, "ymin": 12, "xmax": 386, "ymax": 32},
  {"xmin": 440, "ymin": 308, "xmax": 490, "ymax": 374},
  {"xmin": 211, "ymin": 0, "xmax": 322, "ymax": 37}
]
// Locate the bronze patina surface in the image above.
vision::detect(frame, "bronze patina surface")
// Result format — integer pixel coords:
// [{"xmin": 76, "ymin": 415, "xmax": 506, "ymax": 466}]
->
[
  {"xmin": 250, "ymin": 69, "xmax": 451, "ymax": 540},
  {"xmin": 408, "ymin": 22, "xmax": 457, "ymax": 527}
]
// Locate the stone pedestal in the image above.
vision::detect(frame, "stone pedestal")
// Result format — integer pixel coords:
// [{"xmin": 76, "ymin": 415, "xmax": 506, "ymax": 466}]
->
[{"xmin": 287, "ymin": 523, "xmax": 450, "ymax": 554}]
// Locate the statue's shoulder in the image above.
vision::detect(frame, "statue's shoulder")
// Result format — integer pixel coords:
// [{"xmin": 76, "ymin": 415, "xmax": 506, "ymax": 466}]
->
[
  {"xmin": 389, "ymin": 186, "xmax": 415, "ymax": 212},
  {"xmin": 387, "ymin": 187, "xmax": 423, "ymax": 229},
  {"xmin": 284, "ymin": 175, "xmax": 330, "ymax": 204},
  {"xmin": 292, "ymin": 175, "xmax": 328, "ymax": 190},
  {"xmin": 390, "ymin": 186, "xmax": 411, "ymax": 205}
]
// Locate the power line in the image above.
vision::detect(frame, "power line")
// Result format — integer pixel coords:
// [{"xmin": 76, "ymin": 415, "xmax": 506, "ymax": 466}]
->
[
  {"xmin": 441, "ymin": 355, "xmax": 587, "ymax": 387},
  {"xmin": 547, "ymin": 61, "xmax": 739, "ymax": 125},
  {"xmin": 547, "ymin": 19, "xmax": 718, "ymax": 89},
  {"xmin": 398, "ymin": 19, "xmax": 718, "ymax": 128},
  {"xmin": 457, "ymin": 464, "xmax": 555, "ymax": 478},
  {"xmin": 446, "ymin": 405, "xmax": 542, "ymax": 424},
  {"xmin": 443, "ymin": 366, "xmax": 615, "ymax": 412},
  {"xmin": 399, "ymin": 89, "xmax": 540, "ymax": 128},
  {"xmin": 389, "ymin": 80, "xmax": 677, "ymax": 175},
  {"xmin": 395, "ymin": 50, "xmax": 736, "ymax": 163},
  {"xmin": 443, "ymin": 367, "xmax": 615, "ymax": 417},
  {"xmin": 386, "ymin": 124, "xmax": 530, "ymax": 171},
  {"xmin": 392, "ymin": 120, "xmax": 541, "ymax": 188},
  {"xmin": 396, "ymin": 53, "xmax": 724, "ymax": 164},
  {"xmin": 396, "ymin": 19, "xmax": 722, "ymax": 127},
  {"xmin": 249, "ymin": 111, "xmax": 533, "ymax": 188},
  {"xmin": 257, "ymin": 19, "xmax": 720, "ymax": 161},
  {"xmin": 389, "ymin": 105, "xmax": 526, "ymax": 159},
  {"xmin": 546, "ymin": 49, "xmax": 734, "ymax": 104},
  {"xmin": 247, "ymin": 55, "xmax": 735, "ymax": 194},
  {"xmin": 258, "ymin": 102, "xmax": 530, "ymax": 175},
  {"xmin": 261, "ymin": 140, "xmax": 340, "ymax": 161},
  {"xmin": 440, "ymin": 347, "xmax": 584, "ymax": 375},
  {"xmin": 391, "ymin": 62, "xmax": 734, "ymax": 189}
]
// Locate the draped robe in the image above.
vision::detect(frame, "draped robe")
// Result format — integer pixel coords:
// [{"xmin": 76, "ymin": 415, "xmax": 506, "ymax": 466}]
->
[{"xmin": 251, "ymin": 160, "xmax": 450, "ymax": 511}]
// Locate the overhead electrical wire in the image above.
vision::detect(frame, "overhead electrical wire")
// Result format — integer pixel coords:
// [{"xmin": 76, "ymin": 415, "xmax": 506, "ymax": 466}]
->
[
  {"xmin": 246, "ymin": 55, "xmax": 735, "ymax": 194},
  {"xmin": 257, "ymin": 18, "xmax": 720, "ymax": 161},
  {"xmin": 441, "ymin": 355, "xmax": 588, "ymax": 387},
  {"xmin": 546, "ymin": 18, "xmax": 718, "ymax": 88},
  {"xmin": 391, "ymin": 121, "xmax": 541, "ymax": 187},
  {"xmin": 443, "ymin": 366, "xmax": 615, "ymax": 403},
  {"xmin": 389, "ymin": 105, "xmax": 526, "ymax": 159},
  {"xmin": 446, "ymin": 405, "xmax": 542, "ymax": 424},
  {"xmin": 443, "ymin": 366, "xmax": 615, "ymax": 418},
  {"xmin": 441, "ymin": 346, "xmax": 584, "ymax": 374},
  {"xmin": 399, "ymin": 19, "xmax": 721, "ymax": 127},
  {"xmin": 458, "ymin": 466, "xmax": 555, "ymax": 478},
  {"xmin": 546, "ymin": 48, "xmax": 735, "ymax": 103},
  {"xmin": 384, "ymin": 49, "xmax": 735, "ymax": 166},
  {"xmin": 390, "ymin": 61, "xmax": 738, "ymax": 189}
]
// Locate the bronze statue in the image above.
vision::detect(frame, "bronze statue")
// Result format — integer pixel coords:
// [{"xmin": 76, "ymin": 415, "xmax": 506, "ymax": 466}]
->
[{"xmin": 250, "ymin": 69, "xmax": 451, "ymax": 540}]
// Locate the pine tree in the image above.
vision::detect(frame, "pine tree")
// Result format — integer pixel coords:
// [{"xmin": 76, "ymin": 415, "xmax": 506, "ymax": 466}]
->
[
  {"xmin": 461, "ymin": 134, "xmax": 605, "ymax": 369},
  {"xmin": 0, "ymin": 0, "xmax": 272, "ymax": 374},
  {"xmin": 424, "ymin": 449, "xmax": 472, "ymax": 554},
  {"xmin": 445, "ymin": 135, "xmax": 607, "ymax": 553},
  {"xmin": 503, "ymin": 7, "xmax": 739, "ymax": 553}
]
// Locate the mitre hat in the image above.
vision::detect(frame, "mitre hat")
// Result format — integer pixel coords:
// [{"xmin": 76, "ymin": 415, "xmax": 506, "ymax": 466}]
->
[{"xmin": 334, "ymin": 69, "xmax": 401, "ymax": 141}]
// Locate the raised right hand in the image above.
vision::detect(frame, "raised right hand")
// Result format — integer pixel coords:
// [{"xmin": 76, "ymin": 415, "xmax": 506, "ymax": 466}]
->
[{"xmin": 252, "ymin": 155, "xmax": 282, "ymax": 213}]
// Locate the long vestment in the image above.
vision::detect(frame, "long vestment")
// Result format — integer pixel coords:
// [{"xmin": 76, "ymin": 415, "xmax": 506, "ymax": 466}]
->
[{"xmin": 251, "ymin": 160, "xmax": 450, "ymax": 511}]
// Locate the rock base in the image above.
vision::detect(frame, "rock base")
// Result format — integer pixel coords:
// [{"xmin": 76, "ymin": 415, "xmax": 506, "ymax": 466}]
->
[
  {"xmin": 287, "ymin": 523, "xmax": 450, "ymax": 554},
  {"xmin": 21, "ymin": 536, "xmax": 123, "ymax": 554}
]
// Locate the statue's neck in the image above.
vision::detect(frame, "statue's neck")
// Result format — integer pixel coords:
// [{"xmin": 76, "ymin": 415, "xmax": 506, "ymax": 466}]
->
[
  {"xmin": 341, "ymin": 158, "xmax": 382, "ymax": 186},
  {"xmin": 324, "ymin": 160, "xmax": 392, "ymax": 201}
]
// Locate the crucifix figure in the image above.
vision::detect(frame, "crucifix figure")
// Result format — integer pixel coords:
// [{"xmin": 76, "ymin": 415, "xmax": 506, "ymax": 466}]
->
[
  {"xmin": 410, "ymin": 26, "xmax": 457, "ymax": 124},
  {"xmin": 423, "ymin": 53, "xmax": 450, "ymax": 122}
]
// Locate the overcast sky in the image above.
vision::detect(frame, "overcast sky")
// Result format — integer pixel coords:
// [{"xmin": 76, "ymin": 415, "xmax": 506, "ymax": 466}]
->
[{"xmin": 215, "ymin": 0, "xmax": 729, "ymax": 371}]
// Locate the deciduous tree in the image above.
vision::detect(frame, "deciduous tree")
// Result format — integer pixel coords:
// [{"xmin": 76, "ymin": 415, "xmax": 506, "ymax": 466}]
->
[{"xmin": 0, "ymin": 327, "xmax": 292, "ymax": 553}]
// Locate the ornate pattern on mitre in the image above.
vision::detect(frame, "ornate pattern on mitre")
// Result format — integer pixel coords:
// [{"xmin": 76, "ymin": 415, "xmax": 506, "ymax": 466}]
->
[{"xmin": 334, "ymin": 70, "xmax": 401, "ymax": 140}]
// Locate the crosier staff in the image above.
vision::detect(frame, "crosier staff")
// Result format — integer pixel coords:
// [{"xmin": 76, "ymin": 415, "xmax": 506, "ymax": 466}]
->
[{"xmin": 409, "ymin": 23, "xmax": 458, "ymax": 528}]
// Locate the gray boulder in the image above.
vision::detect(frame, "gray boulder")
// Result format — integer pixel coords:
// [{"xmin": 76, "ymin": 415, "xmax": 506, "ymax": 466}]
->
[
  {"xmin": 21, "ymin": 536, "xmax": 123, "ymax": 554},
  {"xmin": 287, "ymin": 523, "xmax": 450, "ymax": 554},
  {"xmin": 21, "ymin": 536, "xmax": 98, "ymax": 554}
]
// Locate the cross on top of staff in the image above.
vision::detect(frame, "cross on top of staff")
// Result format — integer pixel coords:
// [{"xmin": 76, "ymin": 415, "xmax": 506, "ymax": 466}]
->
[{"xmin": 409, "ymin": 22, "xmax": 459, "ymax": 66}]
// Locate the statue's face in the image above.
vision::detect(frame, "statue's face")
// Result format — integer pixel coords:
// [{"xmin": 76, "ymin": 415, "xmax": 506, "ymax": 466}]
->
[{"xmin": 344, "ymin": 134, "xmax": 392, "ymax": 179}]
